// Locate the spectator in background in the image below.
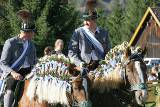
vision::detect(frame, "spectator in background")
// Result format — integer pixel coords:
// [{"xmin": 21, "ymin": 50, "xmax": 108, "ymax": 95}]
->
[
  {"xmin": 52, "ymin": 39, "xmax": 64, "ymax": 55},
  {"xmin": 148, "ymin": 66, "xmax": 159, "ymax": 81},
  {"xmin": 44, "ymin": 46, "xmax": 52, "ymax": 56}
]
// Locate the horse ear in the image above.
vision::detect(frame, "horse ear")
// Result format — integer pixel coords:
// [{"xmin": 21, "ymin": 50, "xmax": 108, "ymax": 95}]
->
[
  {"xmin": 142, "ymin": 47, "xmax": 147, "ymax": 58},
  {"xmin": 125, "ymin": 47, "xmax": 131, "ymax": 58}
]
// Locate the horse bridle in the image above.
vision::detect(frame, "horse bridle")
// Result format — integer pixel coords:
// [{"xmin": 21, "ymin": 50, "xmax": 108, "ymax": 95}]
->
[{"xmin": 122, "ymin": 53, "xmax": 147, "ymax": 91}]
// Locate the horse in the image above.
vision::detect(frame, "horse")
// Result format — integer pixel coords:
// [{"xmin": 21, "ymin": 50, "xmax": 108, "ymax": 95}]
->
[
  {"xmin": 89, "ymin": 47, "xmax": 148, "ymax": 107},
  {"xmin": 17, "ymin": 63, "xmax": 91, "ymax": 107}
]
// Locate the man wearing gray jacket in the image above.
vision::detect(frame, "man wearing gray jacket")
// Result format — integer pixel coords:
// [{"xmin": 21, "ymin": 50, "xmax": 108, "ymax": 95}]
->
[
  {"xmin": 68, "ymin": 9, "xmax": 111, "ymax": 71},
  {"xmin": 0, "ymin": 10, "xmax": 37, "ymax": 107}
]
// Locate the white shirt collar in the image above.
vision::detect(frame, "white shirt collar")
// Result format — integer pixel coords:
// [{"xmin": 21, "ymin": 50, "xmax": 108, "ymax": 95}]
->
[
  {"xmin": 83, "ymin": 26, "xmax": 100, "ymax": 34},
  {"xmin": 96, "ymin": 27, "xmax": 100, "ymax": 33}
]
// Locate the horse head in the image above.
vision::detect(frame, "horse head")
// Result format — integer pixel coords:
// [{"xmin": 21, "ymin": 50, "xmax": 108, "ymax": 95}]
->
[
  {"xmin": 68, "ymin": 65, "xmax": 92, "ymax": 107},
  {"xmin": 123, "ymin": 47, "xmax": 147, "ymax": 106}
]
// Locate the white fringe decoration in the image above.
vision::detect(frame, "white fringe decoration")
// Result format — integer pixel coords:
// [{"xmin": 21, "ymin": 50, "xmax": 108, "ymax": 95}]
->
[
  {"xmin": 26, "ymin": 76, "xmax": 71, "ymax": 105},
  {"xmin": 26, "ymin": 76, "xmax": 38, "ymax": 100}
]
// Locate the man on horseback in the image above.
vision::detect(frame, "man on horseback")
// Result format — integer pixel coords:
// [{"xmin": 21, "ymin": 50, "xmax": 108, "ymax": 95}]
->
[
  {"xmin": 68, "ymin": 2, "xmax": 111, "ymax": 73},
  {"xmin": 0, "ymin": 10, "xmax": 37, "ymax": 107}
]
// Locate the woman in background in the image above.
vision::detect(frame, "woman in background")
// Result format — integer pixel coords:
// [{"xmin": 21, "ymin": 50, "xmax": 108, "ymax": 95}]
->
[
  {"xmin": 148, "ymin": 66, "xmax": 159, "ymax": 81},
  {"xmin": 52, "ymin": 39, "xmax": 64, "ymax": 55},
  {"xmin": 44, "ymin": 46, "xmax": 52, "ymax": 56}
]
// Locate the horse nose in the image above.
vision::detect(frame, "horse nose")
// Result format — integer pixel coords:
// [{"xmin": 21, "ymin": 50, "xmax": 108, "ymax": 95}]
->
[
  {"xmin": 135, "ymin": 90, "xmax": 147, "ymax": 105},
  {"xmin": 141, "ymin": 89, "xmax": 148, "ymax": 102}
]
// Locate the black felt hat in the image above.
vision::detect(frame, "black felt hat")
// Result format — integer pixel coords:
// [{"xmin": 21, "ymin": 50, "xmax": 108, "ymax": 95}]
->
[
  {"xmin": 82, "ymin": 0, "xmax": 99, "ymax": 20},
  {"xmin": 17, "ymin": 10, "xmax": 36, "ymax": 32}
]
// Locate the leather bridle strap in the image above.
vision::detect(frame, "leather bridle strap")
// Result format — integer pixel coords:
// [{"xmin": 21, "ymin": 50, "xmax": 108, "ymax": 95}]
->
[{"xmin": 130, "ymin": 83, "xmax": 147, "ymax": 91}]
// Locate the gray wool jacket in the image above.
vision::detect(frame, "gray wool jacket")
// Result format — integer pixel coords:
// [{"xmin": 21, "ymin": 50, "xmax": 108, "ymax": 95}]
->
[
  {"xmin": 0, "ymin": 36, "xmax": 37, "ymax": 79},
  {"xmin": 68, "ymin": 27, "xmax": 111, "ymax": 66}
]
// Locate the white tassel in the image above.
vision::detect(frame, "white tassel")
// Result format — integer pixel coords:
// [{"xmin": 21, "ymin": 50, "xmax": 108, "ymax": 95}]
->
[
  {"xmin": 36, "ymin": 77, "xmax": 43, "ymax": 103},
  {"xmin": 26, "ymin": 76, "xmax": 70, "ymax": 105},
  {"xmin": 26, "ymin": 76, "xmax": 37, "ymax": 100}
]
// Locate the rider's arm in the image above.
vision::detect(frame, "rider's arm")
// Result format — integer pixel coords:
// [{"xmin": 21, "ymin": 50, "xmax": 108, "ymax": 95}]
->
[
  {"xmin": 68, "ymin": 29, "xmax": 84, "ymax": 67},
  {"xmin": 0, "ymin": 39, "xmax": 14, "ymax": 78}
]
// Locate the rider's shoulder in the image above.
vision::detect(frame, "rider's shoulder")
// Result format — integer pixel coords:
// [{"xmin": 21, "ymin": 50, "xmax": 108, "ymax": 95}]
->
[
  {"xmin": 74, "ymin": 27, "xmax": 83, "ymax": 33},
  {"xmin": 98, "ymin": 27, "xmax": 108, "ymax": 33},
  {"xmin": 5, "ymin": 36, "xmax": 18, "ymax": 44}
]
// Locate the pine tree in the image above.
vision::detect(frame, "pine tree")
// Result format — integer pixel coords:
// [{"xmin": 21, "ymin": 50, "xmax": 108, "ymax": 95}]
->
[
  {"xmin": 145, "ymin": 0, "xmax": 160, "ymax": 7},
  {"xmin": 0, "ymin": 0, "xmax": 81, "ymax": 56},
  {"xmin": 97, "ymin": 8, "xmax": 108, "ymax": 30},
  {"xmin": 23, "ymin": 0, "xmax": 81, "ymax": 55},
  {"xmin": 122, "ymin": 0, "xmax": 147, "ymax": 41},
  {"xmin": 106, "ymin": 0, "xmax": 124, "ymax": 47},
  {"xmin": 0, "ymin": 0, "xmax": 14, "ymax": 44}
]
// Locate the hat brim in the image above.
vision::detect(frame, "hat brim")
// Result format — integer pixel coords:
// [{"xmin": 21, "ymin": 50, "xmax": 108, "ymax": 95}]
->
[
  {"xmin": 21, "ymin": 29, "xmax": 36, "ymax": 32},
  {"xmin": 82, "ymin": 14, "xmax": 100, "ymax": 20}
]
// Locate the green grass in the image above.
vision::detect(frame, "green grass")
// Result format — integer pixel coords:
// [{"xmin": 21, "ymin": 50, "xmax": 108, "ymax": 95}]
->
[{"xmin": 145, "ymin": 102, "xmax": 156, "ymax": 107}]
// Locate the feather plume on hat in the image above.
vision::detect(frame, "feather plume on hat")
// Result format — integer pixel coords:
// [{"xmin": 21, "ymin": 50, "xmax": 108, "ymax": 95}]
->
[
  {"xmin": 17, "ymin": 9, "xmax": 32, "ymax": 22},
  {"xmin": 86, "ymin": 0, "xmax": 97, "ymax": 10},
  {"xmin": 17, "ymin": 9, "xmax": 35, "ymax": 32},
  {"xmin": 83, "ymin": 0, "xmax": 99, "ymax": 20}
]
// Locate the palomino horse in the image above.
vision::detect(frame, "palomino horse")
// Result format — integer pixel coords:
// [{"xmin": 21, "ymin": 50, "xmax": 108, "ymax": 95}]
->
[
  {"xmin": 17, "ymin": 64, "xmax": 91, "ymax": 107},
  {"xmin": 89, "ymin": 47, "xmax": 148, "ymax": 107}
]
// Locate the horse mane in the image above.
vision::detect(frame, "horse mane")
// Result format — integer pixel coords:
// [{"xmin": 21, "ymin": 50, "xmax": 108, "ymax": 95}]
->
[
  {"xmin": 90, "ymin": 66, "xmax": 124, "ymax": 92},
  {"xmin": 91, "ymin": 41, "xmax": 129, "ymax": 92}
]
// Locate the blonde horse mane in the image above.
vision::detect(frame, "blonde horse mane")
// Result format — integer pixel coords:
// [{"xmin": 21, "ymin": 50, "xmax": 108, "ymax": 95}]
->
[
  {"xmin": 90, "ymin": 65, "xmax": 124, "ymax": 92},
  {"xmin": 90, "ymin": 41, "xmax": 129, "ymax": 92}
]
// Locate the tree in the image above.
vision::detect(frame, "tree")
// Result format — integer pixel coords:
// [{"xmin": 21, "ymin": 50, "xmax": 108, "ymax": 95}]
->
[
  {"xmin": 122, "ymin": 0, "xmax": 147, "ymax": 42},
  {"xmin": 106, "ymin": 0, "xmax": 124, "ymax": 47},
  {"xmin": 145, "ymin": 0, "xmax": 160, "ymax": 7},
  {"xmin": 97, "ymin": 8, "xmax": 108, "ymax": 30},
  {"xmin": 0, "ymin": 0, "xmax": 12, "ymax": 44},
  {"xmin": 0, "ymin": 0, "xmax": 81, "ymax": 56}
]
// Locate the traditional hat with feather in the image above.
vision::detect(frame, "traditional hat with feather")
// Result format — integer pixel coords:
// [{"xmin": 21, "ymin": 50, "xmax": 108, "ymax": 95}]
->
[
  {"xmin": 17, "ymin": 9, "xmax": 35, "ymax": 32},
  {"xmin": 82, "ymin": 0, "xmax": 99, "ymax": 20}
]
